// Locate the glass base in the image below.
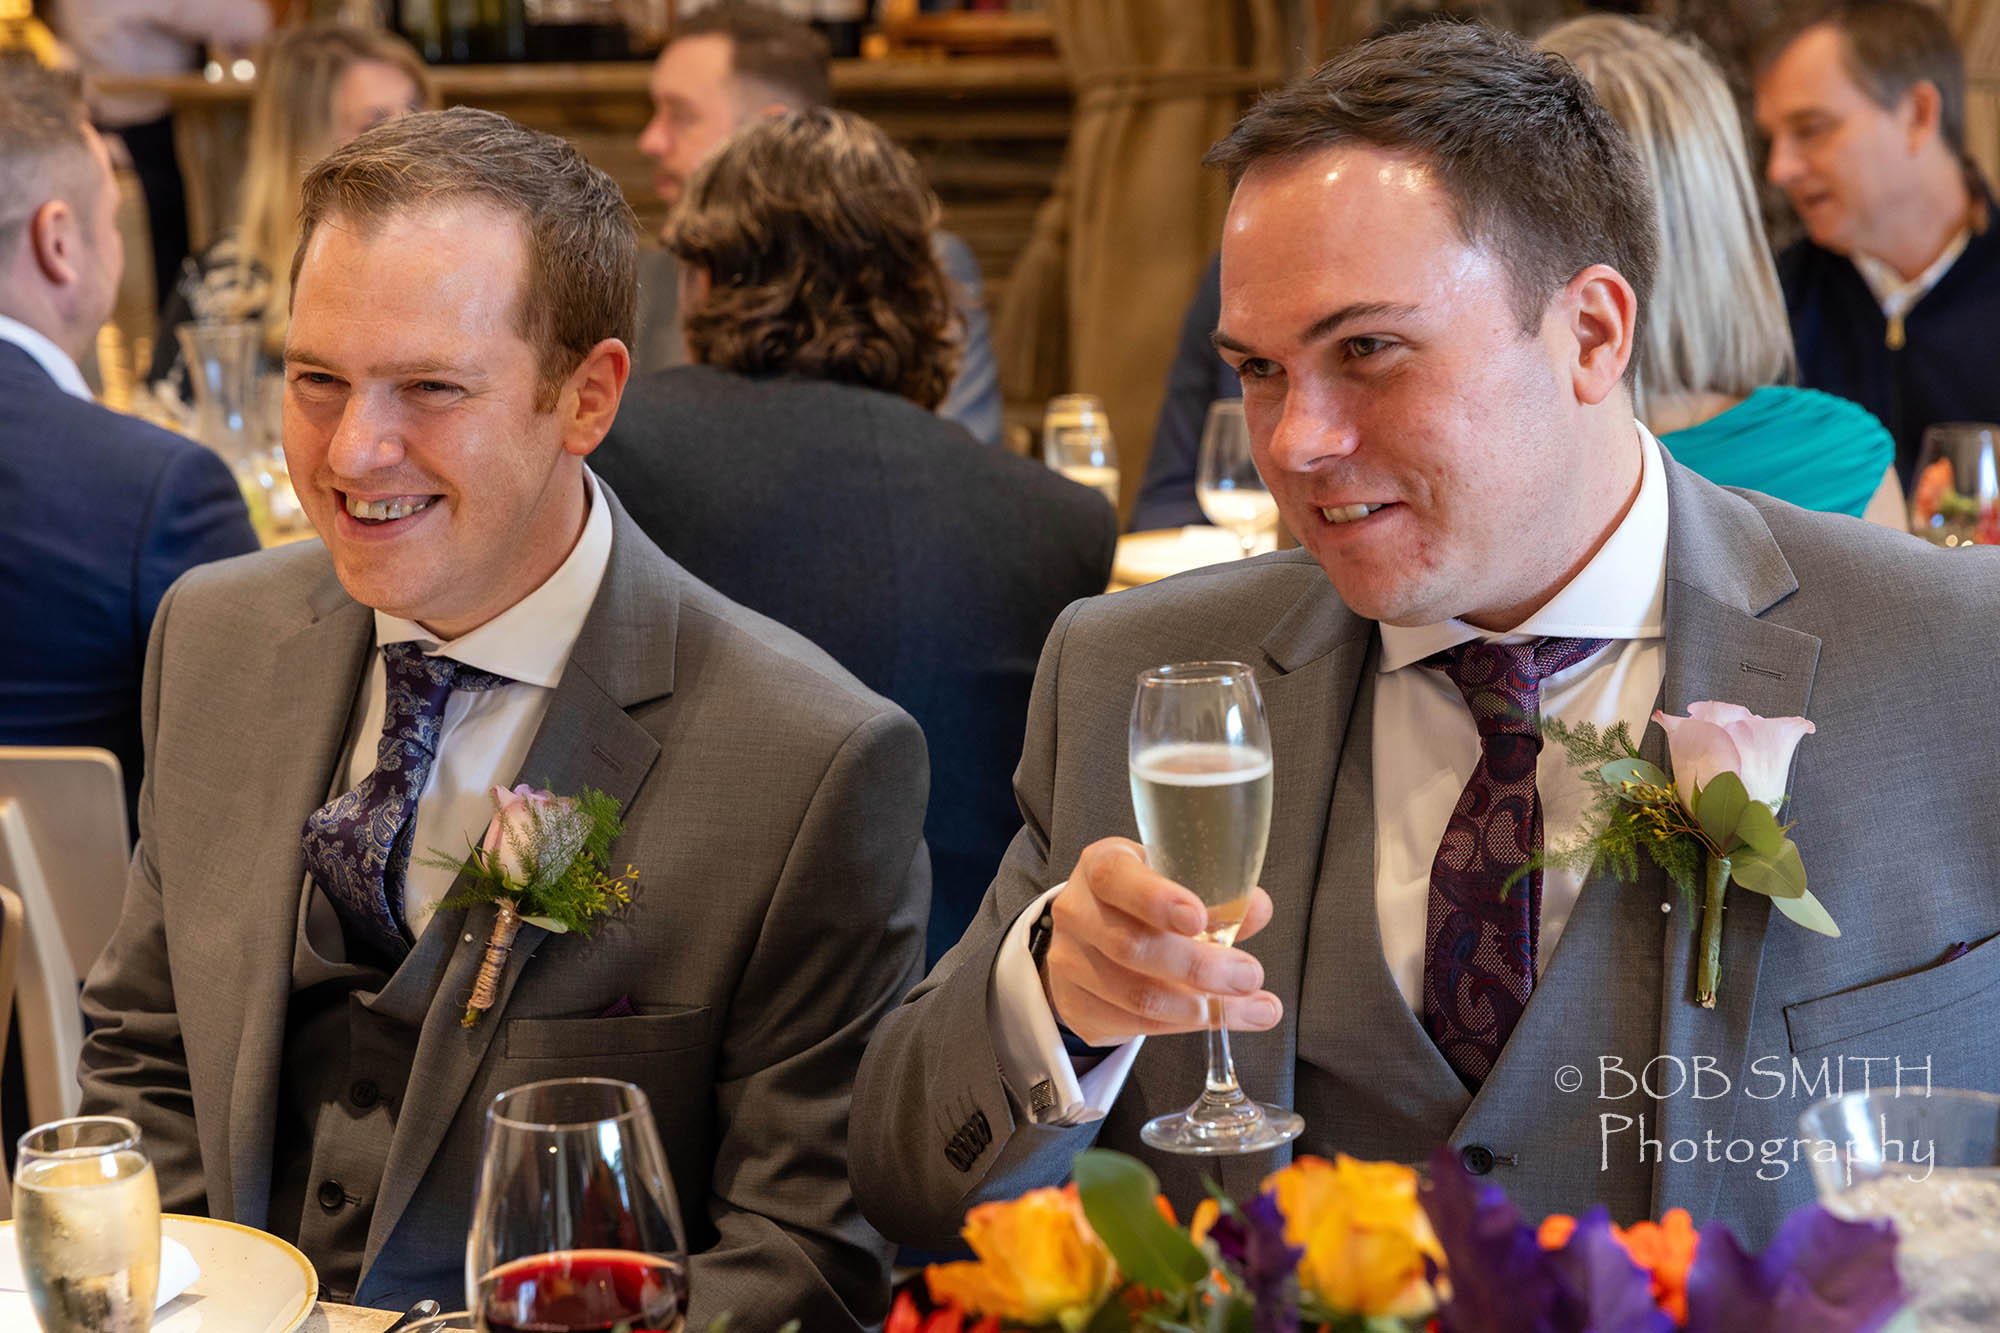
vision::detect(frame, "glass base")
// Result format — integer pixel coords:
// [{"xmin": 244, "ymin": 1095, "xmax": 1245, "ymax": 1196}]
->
[{"xmin": 1139, "ymin": 1090, "xmax": 1305, "ymax": 1156}]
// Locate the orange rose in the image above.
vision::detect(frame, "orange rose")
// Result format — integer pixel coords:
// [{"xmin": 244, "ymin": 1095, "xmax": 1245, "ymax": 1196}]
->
[
  {"xmin": 1537, "ymin": 1209, "xmax": 1699, "ymax": 1323},
  {"xmin": 925, "ymin": 1184, "xmax": 1117, "ymax": 1332},
  {"xmin": 1262, "ymin": 1155, "xmax": 1440, "ymax": 1317}
]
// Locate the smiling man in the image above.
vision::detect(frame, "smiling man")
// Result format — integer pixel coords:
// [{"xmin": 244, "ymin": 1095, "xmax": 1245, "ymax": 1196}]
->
[
  {"xmin": 78, "ymin": 108, "xmax": 929, "ymax": 1330},
  {"xmin": 1754, "ymin": 1, "xmax": 1999, "ymax": 486},
  {"xmin": 853, "ymin": 22, "xmax": 2000, "ymax": 1253}
]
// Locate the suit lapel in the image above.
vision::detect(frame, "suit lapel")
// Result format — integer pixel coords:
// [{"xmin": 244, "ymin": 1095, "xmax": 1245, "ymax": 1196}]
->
[
  {"xmin": 1648, "ymin": 463, "xmax": 1820, "ymax": 1221},
  {"xmin": 227, "ymin": 566, "xmax": 374, "ymax": 1226},
  {"xmin": 364, "ymin": 499, "xmax": 677, "ymax": 1263}
]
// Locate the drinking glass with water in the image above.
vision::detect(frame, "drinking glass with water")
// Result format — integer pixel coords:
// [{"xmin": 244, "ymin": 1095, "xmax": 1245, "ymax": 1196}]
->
[
  {"xmin": 12, "ymin": 1116, "xmax": 160, "ymax": 1333},
  {"xmin": 1129, "ymin": 662, "xmax": 1303, "ymax": 1154}
]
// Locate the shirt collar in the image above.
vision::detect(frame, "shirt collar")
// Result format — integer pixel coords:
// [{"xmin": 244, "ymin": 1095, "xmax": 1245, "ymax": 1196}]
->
[
  {"xmin": 1852, "ymin": 227, "xmax": 1970, "ymax": 319},
  {"xmin": 1378, "ymin": 422, "xmax": 1668, "ymax": 673},
  {"xmin": 0, "ymin": 314, "xmax": 91, "ymax": 401},
  {"xmin": 373, "ymin": 468, "xmax": 614, "ymax": 687}
]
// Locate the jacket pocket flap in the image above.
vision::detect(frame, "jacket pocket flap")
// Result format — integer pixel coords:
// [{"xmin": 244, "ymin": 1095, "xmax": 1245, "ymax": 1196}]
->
[
  {"xmin": 1785, "ymin": 935, "xmax": 2000, "ymax": 1053},
  {"xmin": 506, "ymin": 1005, "xmax": 713, "ymax": 1060}
]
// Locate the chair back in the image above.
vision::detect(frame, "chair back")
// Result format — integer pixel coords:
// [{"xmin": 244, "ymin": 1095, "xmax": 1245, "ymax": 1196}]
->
[{"xmin": 0, "ymin": 748, "xmax": 130, "ymax": 1126}]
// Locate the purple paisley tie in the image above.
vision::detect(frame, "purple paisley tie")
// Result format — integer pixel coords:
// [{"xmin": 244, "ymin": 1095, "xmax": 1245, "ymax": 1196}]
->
[
  {"xmin": 1421, "ymin": 636, "xmax": 1608, "ymax": 1088},
  {"xmin": 301, "ymin": 642, "xmax": 508, "ymax": 961}
]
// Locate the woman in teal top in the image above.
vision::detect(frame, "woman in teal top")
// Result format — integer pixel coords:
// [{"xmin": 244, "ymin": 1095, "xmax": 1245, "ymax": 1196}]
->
[
  {"xmin": 1540, "ymin": 17, "xmax": 1902, "ymax": 526},
  {"xmin": 1660, "ymin": 385, "xmax": 1895, "ymax": 519}
]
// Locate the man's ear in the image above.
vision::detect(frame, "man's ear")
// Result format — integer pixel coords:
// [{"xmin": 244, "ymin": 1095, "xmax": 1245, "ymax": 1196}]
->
[
  {"xmin": 1561, "ymin": 263, "xmax": 1639, "ymax": 407},
  {"xmin": 27, "ymin": 198, "xmax": 83, "ymax": 288},
  {"xmin": 560, "ymin": 336, "xmax": 632, "ymax": 458},
  {"xmin": 1901, "ymin": 79, "xmax": 1943, "ymax": 152}
]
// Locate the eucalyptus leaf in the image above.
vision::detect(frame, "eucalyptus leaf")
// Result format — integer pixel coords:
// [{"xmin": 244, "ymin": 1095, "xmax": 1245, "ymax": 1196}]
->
[
  {"xmin": 519, "ymin": 916, "xmax": 571, "ymax": 933},
  {"xmin": 1695, "ymin": 770, "xmax": 1749, "ymax": 849},
  {"xmin": 1073, "ymin": 1150, "xmax": 1209, "ymax": 1293},
  {"xmin": 1730, "ymin": 840, "xmax": 1807, "ymax": 900},
  {"xmin": 1599, "ymin": 757, "xmax": 1670, "ymax": 793},
  {"xmin": 1085, "ymin": 1298, "xmax": 1137, "ymax": 1333},
  {"xmin": 1772, "ymin": 885, "xmax": 1841, "ymax": 936},
  {"xmin": 1733, "ymin": 798, "xmax": 1786, "ymax": 857}
]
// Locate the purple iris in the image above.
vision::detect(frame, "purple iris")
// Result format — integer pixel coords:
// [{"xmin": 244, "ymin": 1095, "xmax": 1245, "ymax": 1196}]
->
[
  {"xmin": 1209, "ymin": 1189, "xmax": 1305, "ymax": 1333},
  {"xmin": 1683, "ymin": 1205, "xmax": 1902, "ymax": 1333}
]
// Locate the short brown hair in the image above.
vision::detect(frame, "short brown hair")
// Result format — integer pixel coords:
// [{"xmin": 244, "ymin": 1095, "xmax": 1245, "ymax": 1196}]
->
[
  {"xmin": 1757, "ymin": 2, "xmax": 1983, "ymax": 196},
  {"xmin": 293, "ymin": 107, "xmax": 636, "ymax": 405},
  {"xmin": 665, "ymin": 107, "xmax": 959, "ymax": 409},
  {"xmin": 1206, "ymin": 21, "xmax": 1658, "ymax": 360},
  {"xmin": 0, "ymin": 61, "xmax": 99, "ymax": 256},
  {"xmin": 673, "ymin": 2, "xmax": 830, "ymax": 109}
]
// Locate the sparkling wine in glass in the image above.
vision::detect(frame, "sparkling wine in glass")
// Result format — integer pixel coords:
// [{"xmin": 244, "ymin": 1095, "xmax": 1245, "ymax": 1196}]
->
[
  {"xmin": 1043, "ymin": 393, "xmax": 1120, "ymax": 507},
  {"xmin": 1196, "ymin": 400, "xmax": 1277, "ymax": 558},
  {"xmin": 468, "ymin": 1078, "xmax": 688, "ymax": 1333},
  {"xmin": 1129, "ymin": 662, "xmax": 1303, "ymax": 1154},
  {"xmin": 12, "ymin": 1116, "xmax": 161, "ymax": 1333}
]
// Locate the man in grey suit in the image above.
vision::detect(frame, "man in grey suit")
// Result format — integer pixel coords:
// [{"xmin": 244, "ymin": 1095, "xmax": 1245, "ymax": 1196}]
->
[
  {"xmin": 78, "ymin": 108, "xmax": 929, "ymax": 1330},
  {"xmin": 852, "ymin": 23, "xmax": 2000, "ymax": 1252}
]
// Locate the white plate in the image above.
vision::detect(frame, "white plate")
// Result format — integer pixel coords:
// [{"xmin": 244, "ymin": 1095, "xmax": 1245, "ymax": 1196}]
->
[{"xmin": 0, "ymin": 1213, "xmax": 317, "ymax": 1333}]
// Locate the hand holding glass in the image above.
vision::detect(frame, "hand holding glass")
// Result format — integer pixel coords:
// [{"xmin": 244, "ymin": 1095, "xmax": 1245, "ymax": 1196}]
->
[
  {"xmin": 1196, "ymin": 400, "xmax": 1277, "ymax": 557},
  {"xmin": 12, "ymin": 1117, "xmax": 161, "ymax": 1333},
  {"xmin": 1130, "ymin": 662, "xmax": 1302, "ymax": 1154},
  {"xmin": 467, "ymin": 1078, "xmax": 688, "ymax": 1333}
]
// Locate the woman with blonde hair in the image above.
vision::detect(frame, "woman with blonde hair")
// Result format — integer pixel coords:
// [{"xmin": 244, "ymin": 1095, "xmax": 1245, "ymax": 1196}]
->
[
  {"xmin": 152, "ymin": 22, "xmax": 430, "ymax": 380},
  {"xmin": 1540, "ymin": 14, "xmax": 1903, "ymax": 524}
]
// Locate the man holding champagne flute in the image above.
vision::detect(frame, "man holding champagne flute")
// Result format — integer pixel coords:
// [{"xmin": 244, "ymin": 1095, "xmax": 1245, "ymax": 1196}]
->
[{"xmin": 853, "ymin": 22, "xmax": 2000, "ymax": 1251}]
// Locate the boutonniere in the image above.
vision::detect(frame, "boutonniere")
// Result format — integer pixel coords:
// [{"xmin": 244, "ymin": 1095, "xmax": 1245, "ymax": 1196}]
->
[
  {"xmin": 1540, "ymin": 702, "xmax": 1835, "ymax": 1008},
  {"xmin": 425, "ymin": 784, "xmax": 636, "ymax": 1027}
]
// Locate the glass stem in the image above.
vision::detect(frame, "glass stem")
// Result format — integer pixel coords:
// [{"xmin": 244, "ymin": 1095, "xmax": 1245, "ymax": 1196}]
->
[{"xmin": 1202, "ymin": 996, "xmax": 1246, "ymax": 1100}]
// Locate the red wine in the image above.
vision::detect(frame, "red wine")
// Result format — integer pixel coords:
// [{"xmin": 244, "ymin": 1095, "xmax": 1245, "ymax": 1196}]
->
[{"xmin": 478, "ymin": 1250, "xmax": 686, "ymax": 1333}]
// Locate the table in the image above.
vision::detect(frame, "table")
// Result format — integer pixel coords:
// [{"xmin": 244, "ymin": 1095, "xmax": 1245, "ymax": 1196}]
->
[{"xmin": 312, "ymin": 1304, "xmax": 400, "ymax": 1333}]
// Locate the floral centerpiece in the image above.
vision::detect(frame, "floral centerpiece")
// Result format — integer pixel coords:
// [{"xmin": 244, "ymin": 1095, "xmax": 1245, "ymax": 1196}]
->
[{"xmin": 888, "ymin": 1148, "xmax": 1904, "ymax": 1333}]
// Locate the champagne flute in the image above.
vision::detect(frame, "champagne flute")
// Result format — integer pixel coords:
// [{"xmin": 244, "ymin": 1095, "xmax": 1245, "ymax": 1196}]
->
[
  {"xmin": 1909, "ymin": 422, "xmax": 2000, "ymax": 546},
  {"xmin": 1043, "ymin": 394, "xmax": 1120, "ymax": 507},
  {"xmin": 1129, "ymin": 663, "xmax": 1303, "ymax": 1154},
  {"xmin": 1196, "ymin": 400, "xmax": 1277, "ymax": 558},
  {"xmin": 12, "ymin": 1116, "xmax": 161, "ymax": 1333},
  {"xmin": 467, "ymin": 1078, "xmax": 688, "ymax": 1333}
]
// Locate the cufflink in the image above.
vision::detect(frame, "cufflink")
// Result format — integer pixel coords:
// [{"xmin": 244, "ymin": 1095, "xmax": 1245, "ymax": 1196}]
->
[{"xmin": 1029, "ymin": 1078, "xmax": 1056, "ymax": 1118}]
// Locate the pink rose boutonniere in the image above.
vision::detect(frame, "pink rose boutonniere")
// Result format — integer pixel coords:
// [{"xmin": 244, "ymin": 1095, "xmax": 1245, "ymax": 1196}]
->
[
  {"xmin": 426, "ymin": 783, "xmax": 635, "ymax": 1026},
  {"xmin": 1539, "ymin": 703, "xmax": 1834, "ymax": 1008}
]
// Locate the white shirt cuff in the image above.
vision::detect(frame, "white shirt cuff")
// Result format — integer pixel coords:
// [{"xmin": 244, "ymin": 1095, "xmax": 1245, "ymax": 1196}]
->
[{"xmin": 989, "ymin": 883, "xmax": 1144, "ymax": 1126}]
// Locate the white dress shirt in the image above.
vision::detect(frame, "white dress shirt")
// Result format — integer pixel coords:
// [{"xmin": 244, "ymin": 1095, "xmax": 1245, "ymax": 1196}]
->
[
  {"xmin": 0, "ymin": 314, "xmax": 92, "ymax": 401},
  {"xmin": 335, "ymin": 470, "xmax": 611, "ymax": 941},
  {"xmin": 991, "ymin": 424, "xmax": 1671, "ymax": 1124},
  {"xmin": 1852, "ymin": 228, "xmax": 1969, "ymax": 348}
]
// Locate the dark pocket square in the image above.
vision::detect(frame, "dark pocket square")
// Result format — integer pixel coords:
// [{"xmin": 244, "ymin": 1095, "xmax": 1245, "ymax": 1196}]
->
[{"xmin": 596, "ymin": 994, "xmax": 638, "ymax": 1019}]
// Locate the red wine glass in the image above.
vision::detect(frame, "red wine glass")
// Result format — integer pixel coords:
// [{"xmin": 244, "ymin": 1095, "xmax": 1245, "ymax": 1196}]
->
[{"xmin": 467, "ymin": 1078, "xmax": 688, "ymax": 1333}]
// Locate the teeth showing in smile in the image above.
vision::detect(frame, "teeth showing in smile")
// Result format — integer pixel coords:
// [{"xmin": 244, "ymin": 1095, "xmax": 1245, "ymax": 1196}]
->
[
  {"xmin": 1321, "ymin": 503, "xmax": 1383, "ymax": 524},
  {"xmin": 345, "ymin": 495, "xmax": 435, "ymax": 522}
]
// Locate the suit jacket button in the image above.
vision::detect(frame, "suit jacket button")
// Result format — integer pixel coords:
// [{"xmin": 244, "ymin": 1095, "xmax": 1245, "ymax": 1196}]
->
[
  {"xmin": 350, "ymin": 1080, "xmax": 380, "ymax": 1110},
  {"xmin": 1459, "ymin": 1144, "xmax": 1496, "ymax": 1176},
  {"xmin": 317, "ymin": 1180, "xmax": 346, "ymax": 1212}
]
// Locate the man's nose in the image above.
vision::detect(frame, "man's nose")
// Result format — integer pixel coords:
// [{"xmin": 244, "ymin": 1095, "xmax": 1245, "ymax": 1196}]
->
[
  {"xmin": 1259, "ymin": 386, "xmax": 1359, "ymax": 472},
  {"xmin": 1765, "ymin": 133, "xmax": 1803, "ymax": 188},
  {"xmin": 638, "ymin": 113, "xmax": 669, "ymax": 161},
  {"xmin": 324, "ymin": 395, "xmax": 404, "ymax": 477}
]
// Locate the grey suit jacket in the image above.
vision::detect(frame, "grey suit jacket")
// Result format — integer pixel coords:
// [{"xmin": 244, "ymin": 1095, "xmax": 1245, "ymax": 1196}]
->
[
  {"xmin": 851, "ymin": 458, "xmax": 2000, "ymax": 1250},
  {"xmin": 80, "ymin": 490, "xmax": 931, "ymax": 1330}
]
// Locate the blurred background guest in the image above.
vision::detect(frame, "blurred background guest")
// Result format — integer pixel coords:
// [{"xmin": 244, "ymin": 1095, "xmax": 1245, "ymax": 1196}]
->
[
  {"xmin": 633, "ymin": 1, "xmax": 1001, "ymax": 446},
  {"xmin": 150, "ymin": 21, "xmax": 431, "ymax": 390},
  {"xmin": 0, "ymin": 58, "xmax": 257, "ymax": 824},
  {"xmin": 51, "ymin": 0, "xmax": 269, "ymax": 324},
  {"xmin": 1754, "ymin": 0, "xmax": 1998, "ymax": 489},
  {"xmin": 1128, "ymin": 252, "xmax": 1240, "ymax": 532},
  {"xmin": 1543, "ymin": 13, "xmax": 1902, "ymax": 525},
  {"xmin": 592, "ymin": 106, "xmax": 1115, "ymax": 964}
]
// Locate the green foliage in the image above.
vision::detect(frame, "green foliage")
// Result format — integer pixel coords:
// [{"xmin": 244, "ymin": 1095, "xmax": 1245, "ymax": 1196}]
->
[
  {"xmin": 1772, "ymin": 885, "xmax": 1841, "ymax": 937},
  {"xmin": 1073, "ymin": 1151, "xmax": 1209, "ymax": 1293},
  {"xmin": 1731, "ymin": 841, "xmax": 1807, "ymax": 900},
  {"xmin": 431, "ymin": 784, "xmax": 635, "ymax": 935},
  {"xmin": 1694, "ymin": 772, "xmax": 1748, "ymax": 851}
]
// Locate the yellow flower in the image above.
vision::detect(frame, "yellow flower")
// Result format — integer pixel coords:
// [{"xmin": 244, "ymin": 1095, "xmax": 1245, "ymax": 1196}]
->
[
  {"xmin": 1263, "ymin": 1154, "xmax": 1441, "ymax": 1318},
  {"xmin": 925, "ymin": 1184, "xmax": 1118, "ymax": 1332}
]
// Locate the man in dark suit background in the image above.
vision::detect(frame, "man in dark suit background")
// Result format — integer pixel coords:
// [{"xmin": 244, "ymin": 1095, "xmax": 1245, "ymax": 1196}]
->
[
  {"xmin": 593, "ymin": 108, "xmax": 1115, "ymax": 965},
  {"xmin": 0, "ymin": 61, "xmax": 258, "ymax": 822}
]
